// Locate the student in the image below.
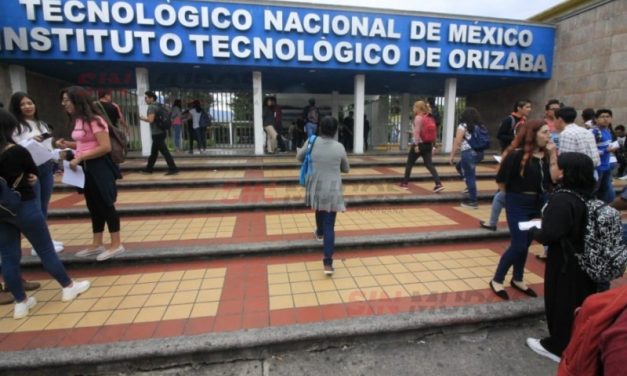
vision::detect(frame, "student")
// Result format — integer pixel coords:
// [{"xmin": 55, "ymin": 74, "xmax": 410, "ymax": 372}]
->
[
  {"xmin": 527, "ymin": 152, "xmax": 598, "ymax": 362},
  {"xmin": 296, "ymin": 116, "xmax": 349, "ymax": 275},
  {"xmin": 489, "ymin": 120, "xmax": 553, "ymax": 300},
  {"xmin": 399, "ymin": 100, "xmax": 444, "ymax": 193},
  {"xmin": 449, "ymin": 107, "xmax": 485, "ymax": 208},
  {"xmin": 0, "ymin": 108, "xmax": 90, "ymax": 319},
  {"xmin": 591, "ymin": 109, "xmax": 617, "ymax": 203},
  {"xmin": 139, "ymin": 91, "xmax": 179, "ymax": 175}
]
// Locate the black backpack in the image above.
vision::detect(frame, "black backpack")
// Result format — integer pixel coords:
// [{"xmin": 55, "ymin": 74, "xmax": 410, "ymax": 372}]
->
[{"xmin": 154, "ymin": 104, "xmax": 172, "ymax": 131}]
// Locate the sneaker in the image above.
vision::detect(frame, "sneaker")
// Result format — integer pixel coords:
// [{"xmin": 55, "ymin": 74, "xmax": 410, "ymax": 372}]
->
[
  {"xmin": 526, "ymin": 338, "xmax": 561, "ymax": 363},
  {"xmin": 22, "ymin": 280, "xmax": 41, "ymax": 291},
  {"xmin": 14, "ymin": 297, "xmax": 37, "ymax": 319},
  {"xmin": 52, "ymin": 240, "xmax": 64, "ymax": 248},
  {"xmin": 139, "ymin": 169, "xmax": 153, "ymax": 175},
  {"xmin": 62, "ymin": 280, "xmax": 91, "ymax": 302},
  {"xmin": 324, "ymin": 265, "xmax": 334, "ymax": 276},
  {"xmin": 96, "ymin": 245, "xmax": 126, "ymax": 261},
  {"xmin": 165, "ymin": 170, "xmax": 179, "ymax": 176},
  {"xmin": 76, "ymin": 245, "xmax": 105, "ymax": 257},
  {"xmin": 463, "ymin": 187, "xmax": 469, "ymax": 194},
  {"xmin": 0, "ymin": 291, "xmax": 14, "ymax": 305},
  {"xmin": 479, "ymin": 220, "xmax": 497, "ymax": 231},
  {"xmin": 31, "ymin": 242, "xmax": 64, "ymax": 256},
  {"xmin": 313, "ymin": 229, "xmax": 323, "ymax": 241},
  {"xmin": 398, "ymin": 182, "xmax": 409, "ymax": 189},
  {"xmin": 433, "ymin": 184, "xmax": 445, "ymax": 193},
  {"xmin": 461, "ymin": 200, "xmax": 478, "ymax": 209}
]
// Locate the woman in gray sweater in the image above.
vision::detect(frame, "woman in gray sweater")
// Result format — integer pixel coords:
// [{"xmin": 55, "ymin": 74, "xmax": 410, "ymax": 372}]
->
[{"xmin": 297, "ymin": 116, "xmax": 350, "ymax": 275}]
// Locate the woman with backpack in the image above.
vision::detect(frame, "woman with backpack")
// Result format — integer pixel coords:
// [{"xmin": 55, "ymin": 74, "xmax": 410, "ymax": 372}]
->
[
  {"xmin": 448, "ymin": 107, "xmax": 486, "ymax": 209},
  {"xmin": 526, "ymin": 152, "xmax": 598, "ymax": 363},
  {"xmin": 56, "ymin": 86, "xmax": 125, "ymax": 261},
  {"xmin": 399, "ymin": 100, "xmax": 444, "ymax": 193},
  {"xmin": 489, "ymin": 120, "xmax": 552, "ymax": 300}
]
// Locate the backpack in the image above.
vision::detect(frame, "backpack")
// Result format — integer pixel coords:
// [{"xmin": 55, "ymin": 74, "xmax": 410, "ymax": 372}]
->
[
  {"xmin": 154, "ymin": 104, "xmax": 172, "ymax": 131},
  {"xmin": 557, "ymin": 286, "xmax": 627, "ymax": 376},
  {"xmin": 199, "ymin": 110, "xmax": 211, "ymax": 128},
  {"xmin": 467, "ymin": 124, "xmax": 491, "ymax": 151},
  {"xmin": 419, "ymin": 114, "xmax": 437, "ymax": 143},
  {"xmin": 299, "ymin": 135, "xmax": 317, "ymax": 186},
  {"xmin": 307, "ymin": 106, "xmax": 319, "ymax": 124},
  {"xmin": 560, "ymin": 189, "xmax": 627, "ymax": 283},
  {"xmin": 0, "ymin": 145, "xmax": 22, "ymax": 224},
  {"xmin": 95, "ymin": 102, "xmax": 127, "ymax": 164}
]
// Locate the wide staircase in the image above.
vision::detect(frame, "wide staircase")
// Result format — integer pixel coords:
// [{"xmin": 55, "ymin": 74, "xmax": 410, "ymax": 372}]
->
[{"xmin": 2, "ymin": 150, "xmax": 626, "ymax": 374}]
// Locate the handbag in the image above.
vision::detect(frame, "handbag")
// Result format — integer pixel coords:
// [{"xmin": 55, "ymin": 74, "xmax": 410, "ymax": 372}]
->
[
  {"xmin": 299, "ymin": 135, "xmax": 317, "ymax": 186},
  {"xmin": 0, "ymin": 145, "xmax": 23, "ymax": 224}
]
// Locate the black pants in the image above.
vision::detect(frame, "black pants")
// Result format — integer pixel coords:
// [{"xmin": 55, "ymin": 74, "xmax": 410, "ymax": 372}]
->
[
  {"xmin": 84, "ymin": 171, "xmax": 120, "ymax": 233},
  {"xmin": 402, "ymin": 142, "xmax": 441, "ymax": 184},
  {"xmin": 146, "ymin": 133, "xmax": 177, "ymax": 172}
]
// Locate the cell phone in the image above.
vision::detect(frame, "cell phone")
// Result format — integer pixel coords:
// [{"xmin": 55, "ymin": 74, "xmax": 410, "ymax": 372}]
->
[{"xmin": 40, "ymin": 133, "xmax": 52, "ymax": 140}]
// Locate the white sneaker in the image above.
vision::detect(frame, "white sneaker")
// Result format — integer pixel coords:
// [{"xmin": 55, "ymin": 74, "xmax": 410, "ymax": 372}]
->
[
  {"xmin": 526, "ymin": 338, "xmax": 561, "ymax": 363},
  {"xmin": 96, "ymin": 245, "xmax": 126, "ymax": 261},
  {"xmin": 14, "ymin": 297, "xmax": 37, "ymax": 319},
  {"xmin": 30, "ymin": 241, "xmax": 65, "ymax": 256},
  {"xmin": 76, "ymin": 245, "xmax": 105, "ymax": 257},
  {"xmin": 62, "ymin": 280, "xmax": 91, "ymax": 302},
  {"xmin": 52, "ymin": 240, "xmax": 64, "ymax": 248}
]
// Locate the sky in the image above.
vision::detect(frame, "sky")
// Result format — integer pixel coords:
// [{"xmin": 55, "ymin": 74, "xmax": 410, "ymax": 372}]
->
[{"xmin": 271, "ymin": 0, "xmax": 567, "ymax": 20}]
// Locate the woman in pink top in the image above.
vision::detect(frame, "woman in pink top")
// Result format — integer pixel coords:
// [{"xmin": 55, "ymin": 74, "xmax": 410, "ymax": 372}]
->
[{"xmin": 56, "ymin": 86, "xmax": 124, "ymax": 261}]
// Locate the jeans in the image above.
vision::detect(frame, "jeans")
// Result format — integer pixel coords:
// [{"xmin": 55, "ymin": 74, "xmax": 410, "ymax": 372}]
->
[
  {"xmin": 487, "ymin": 191, "xmax": 506, "ymax": 227},
  {"xmin": 35, "ymin": 160, "xmax": 54, "ymax": 218},
  {"xmin": 460, "ymin": 149, "xmax": 484, "ymax": 203},
  {"xmin": 402, "ymin": 143, "xmax": 441, "ymax": 185},
  {"xmin": 315, "ymin": 211, "xmax": 337, "ymax": 266},
  {"xmin": 198, "ymin": 127, "xmax": 208, "ymax": 150},
  {"xmin": 146, "ymin": 133, "xmax": 177, "ymax": 172},
  {"xmin": 493, "ymin": 192, "xmax": 545, "ymax": 283},
  {"xmin": 305, "ymin": 122, "xmax": 317, "ymax": 139},
  {"xmin": 172, "ymin": 125, "xmax": 182, "ymax": 150},
  {"xmin": 595, "ymin": 170, "xmax": 615, "ymax": 204},
  {"xmin": 0, "ymin": 197, "xmax": 71, "ymax": 302}
]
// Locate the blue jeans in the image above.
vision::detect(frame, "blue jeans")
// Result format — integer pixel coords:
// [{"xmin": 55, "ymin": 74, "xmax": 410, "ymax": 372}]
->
[
  {"xmin": 173, "ymin": 125, "xmax": 182, "ymax": 150},
  {"xmin": 488, "ymin": 191, "xmax": 506, "ymax": 227},
  {"xmin": 460, "ymin": 149, "xmax": 484, "ymax": 203},
  {"xmin": 0, "ymin": 197, "xmax": 71, "ymax": 301},
  {"xmin": 595, "ymin": 170, "xmax": 615, "ymax": 204},
  {"xmin": 35, "ymin": 160, "xmax": 54, "ymax": 218},
  {"xmin": 305, "ymin": 122, "xmax": 317, "ymax": 139},
  {"xmin": 493, "ymin": 193, "xmax": 545, "ymax": 283},
  {"xmin": 315, "ymin": 211, "xmax": 337, "ymax": 266}
]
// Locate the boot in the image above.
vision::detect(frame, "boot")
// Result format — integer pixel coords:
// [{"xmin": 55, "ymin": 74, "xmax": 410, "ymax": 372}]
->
[{"xmin": 0, "ymin": 284, "xmax": 15, "ymax": 305}]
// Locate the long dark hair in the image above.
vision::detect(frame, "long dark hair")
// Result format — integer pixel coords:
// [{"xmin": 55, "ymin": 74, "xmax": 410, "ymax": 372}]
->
[
  {"xmin": 558, "ymin": 152, "xmax": 596, "ymax": 197},
  {"xmin": 504, "ymin": 119, "xmax": 548, "ymax": 177},
  {"xmin": 0, "ymin": 109, "xmax": 19, "ymax": 150},
  {"xmin": 459, "ymin": 107, "xmax": 482, "ymax": 133},
  {"xmin": 9, "ymin": 91, "xmax": 39, "ymax": 134},
  {"xmin": 60, "ymin": 86, "xmax": 99, "ymax": 124}
]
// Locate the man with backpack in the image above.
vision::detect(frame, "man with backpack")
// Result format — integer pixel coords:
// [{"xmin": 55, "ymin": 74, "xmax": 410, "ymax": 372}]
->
[{"xmin": 140, "ymin": 91, "xmax": 178, "ymax": 175}]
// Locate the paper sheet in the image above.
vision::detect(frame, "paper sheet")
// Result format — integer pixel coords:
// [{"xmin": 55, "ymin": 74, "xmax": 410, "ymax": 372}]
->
[
  {"xmin": 493, "ymin": 155, "xmax": 502, "ymax": 163},
  {"xmin": 20, "ymin": 139, "xmax": 54, "ymax": 166},
  {"xmin": 61, "ymin": 160, "xmax": 85, "ymax": 188},
  {"xmin": 518, "ymin": 220, "xmax": 541, "ymax": 231}
]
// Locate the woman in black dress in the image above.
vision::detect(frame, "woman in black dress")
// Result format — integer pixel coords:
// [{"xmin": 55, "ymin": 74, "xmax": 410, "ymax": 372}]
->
[{"xmin": 527, "ymin": 152, "xmax": 598, "ymax": 362}]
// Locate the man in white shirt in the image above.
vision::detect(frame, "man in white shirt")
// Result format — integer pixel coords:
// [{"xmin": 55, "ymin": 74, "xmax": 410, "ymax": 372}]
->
[{"xmin": 549, "ymin": 106, "xmax": 600, "ymax": 181}]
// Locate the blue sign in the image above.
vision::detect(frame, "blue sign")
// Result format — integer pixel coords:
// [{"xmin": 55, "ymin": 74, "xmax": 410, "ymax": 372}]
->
[{"xmin": 0, "ymin": 0, "xmax": 555, "ymax": 78}]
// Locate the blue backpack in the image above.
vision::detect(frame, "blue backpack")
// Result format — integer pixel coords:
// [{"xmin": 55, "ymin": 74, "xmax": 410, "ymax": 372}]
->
[
  {"xmin": 299, "ymin": 135, "xmax": 317, "ymax": 186},
  {"xmin": 467, "ymin": 124, "xmax": 491, "ymax": 151}
]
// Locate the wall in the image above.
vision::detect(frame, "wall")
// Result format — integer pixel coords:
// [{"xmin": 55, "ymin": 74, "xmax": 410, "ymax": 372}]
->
[
  {"xmin": 468, "ymin": 0, "xmax": 627, "ymax": 139},
  {"xmin": 25, "ymin": 71, "xmax": 73, "ymax": 137}
]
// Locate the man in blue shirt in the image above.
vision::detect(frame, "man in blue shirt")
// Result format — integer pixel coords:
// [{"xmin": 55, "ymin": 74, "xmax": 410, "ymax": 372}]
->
[{"xmin": 592, "ymin": 109, "xmax": 617, "ymax": 203}]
